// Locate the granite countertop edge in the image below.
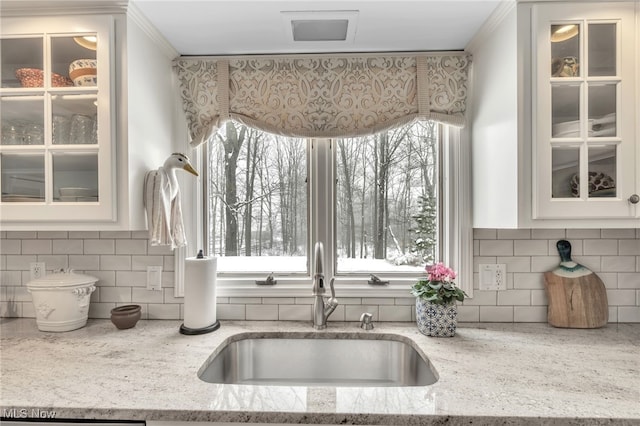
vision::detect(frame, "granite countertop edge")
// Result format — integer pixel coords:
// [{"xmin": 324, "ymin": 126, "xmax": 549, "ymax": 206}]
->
[{"xmin": 1, "ymin": 319, "xmax": 639, "ymax": 425}]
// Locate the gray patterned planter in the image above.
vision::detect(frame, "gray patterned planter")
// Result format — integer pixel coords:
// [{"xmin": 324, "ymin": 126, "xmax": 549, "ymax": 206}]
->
[{"xmin": 415, "ymin": 298, "xmax": 457, "ymax": 337}]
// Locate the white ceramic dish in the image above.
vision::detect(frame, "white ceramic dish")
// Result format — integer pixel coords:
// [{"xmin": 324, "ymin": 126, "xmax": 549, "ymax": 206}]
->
[
  {"xmin": 59, "ymin": 187, "xmax": 96, "ymax": 198},
  {"xmin": 552, "ymin": 119, "xmax": 594, "ymax": 136},
  {"xmin": 59, "ymin": 195, "xmax": 98, "ymax": 202},
  {"xmin": 2, "ymin": 195, "xmax": 44, "ymax": 202}
]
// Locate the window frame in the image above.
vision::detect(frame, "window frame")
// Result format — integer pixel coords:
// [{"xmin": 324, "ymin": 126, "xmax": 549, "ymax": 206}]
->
[{"xmin": 175, "ymin": 124, "xmax": 473, "ymax": 300}]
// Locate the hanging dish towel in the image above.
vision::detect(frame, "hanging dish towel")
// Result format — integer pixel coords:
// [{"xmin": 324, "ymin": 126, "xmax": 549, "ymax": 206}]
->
[{"xmin": 143, "ymin": 168, "xmax": 186, "ymax": 249}]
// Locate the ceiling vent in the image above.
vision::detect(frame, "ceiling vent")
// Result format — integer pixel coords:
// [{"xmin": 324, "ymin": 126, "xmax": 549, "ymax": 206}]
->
[{"xmin": 282, "ymin": 10, "xmax": 358, "ymax": 43}]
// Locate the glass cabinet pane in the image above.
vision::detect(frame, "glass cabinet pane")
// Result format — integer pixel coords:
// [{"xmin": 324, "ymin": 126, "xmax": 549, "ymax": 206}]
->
[
  {"xmin": 588, "ymin": 84, "xmax": 616, "ymax": 137},
  {"xmin": 551, "ymin": 146, "xmax": 581, "ymax": 198},
  {"xmin": 52, "ymin": 96, "xmax": 97, "ymax": 144},
  {"xmin": 551, "ymin": 85, "xmax": 580, "ymax": 137},
  {"xmin": 587, "ymin": 146, "xmax": 616, "ymax": 198},
  {"xmin": 1, "ymin": 37, "xmax": 44, "ymax": 88},
  {"xmin": 52, "ymin": 36, "xmax": 97, "ymax": 87},
  {"xmin": 551, "ymin": 24, "xmax": 580, "ymax": 77},
  {"xmin": 1, "ymin": 97, "xmax": 45, "ymax": 145},
  {"xmin": 52, "ymin": 152, "xmax": 98, "ymax": 202},
  {"xmin": 1, "ymin": 153, "xmax": 45, "ymax": 201},
  {"xmin": 588, "ymin": 24, "xmax": 616, "ymax": 77}
]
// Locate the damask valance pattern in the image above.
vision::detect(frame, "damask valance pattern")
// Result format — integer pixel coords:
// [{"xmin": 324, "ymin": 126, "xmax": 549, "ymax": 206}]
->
[{"xmin": 174, "ymin": 53, "xmax": 470, "ymax": 147}]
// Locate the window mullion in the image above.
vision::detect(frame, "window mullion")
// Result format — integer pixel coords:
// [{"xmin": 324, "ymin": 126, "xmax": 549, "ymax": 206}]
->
[{"xmin": 310, "ymin": 138, "xmax": 335, "ymax": 281}]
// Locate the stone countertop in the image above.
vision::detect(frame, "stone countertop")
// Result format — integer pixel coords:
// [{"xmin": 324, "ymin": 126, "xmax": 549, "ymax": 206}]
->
[{"xmin": 1, "ymin": 319, "xmax": 639, "ymax": 425}]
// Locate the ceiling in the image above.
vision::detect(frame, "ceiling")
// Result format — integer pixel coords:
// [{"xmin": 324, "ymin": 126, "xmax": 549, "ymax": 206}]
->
[{"xmin": 132, "ymin": 1, "xmax": 502, "ymax": 56}]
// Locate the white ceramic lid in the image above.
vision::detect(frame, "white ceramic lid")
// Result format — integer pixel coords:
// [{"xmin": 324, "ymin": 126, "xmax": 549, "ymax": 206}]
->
[{"xmin": 27, "ymin": 270, "xmax": 98, "ymax": 288}]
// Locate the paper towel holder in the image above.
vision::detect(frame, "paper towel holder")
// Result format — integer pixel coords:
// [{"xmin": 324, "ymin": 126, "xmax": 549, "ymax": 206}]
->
[
  {"xmin": 179, "ymin": 249, "xmax": 221, "ymax": 335},
  {"xmin": 180, "ymin": 321, "xmax": 220, "ymax": 335}
]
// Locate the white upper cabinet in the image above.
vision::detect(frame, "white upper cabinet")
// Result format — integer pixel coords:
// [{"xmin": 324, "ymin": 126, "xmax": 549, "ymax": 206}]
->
[
  {"xmin": 0, "ymin": 5, "xmax": 180, "ymax": 231},
  {"xmin": 0, "ymin": 15, "xmax": 116, "ymax": 223},
  {"xmin": 470, "ymin": 1, "xmax": 639, "ymax": 228},
  {"xmin": 533, "ymin": 2, "xmax": 637, "ymax": 220}
]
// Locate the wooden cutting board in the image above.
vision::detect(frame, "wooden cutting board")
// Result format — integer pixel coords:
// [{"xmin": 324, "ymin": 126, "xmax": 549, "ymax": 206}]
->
[{"xmin": 544, "ymin": 240, "xmax": 608, "ymax": 328}]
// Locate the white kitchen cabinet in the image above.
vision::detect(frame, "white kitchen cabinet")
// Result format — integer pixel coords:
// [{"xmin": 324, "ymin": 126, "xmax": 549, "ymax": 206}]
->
[
  {"xmin": 0, "ymin": 4, "xmax": 180, "ymax": 230},
  {"xmin": 0, "ymin": 15, "xmax": 115, "ymax": 223},
  {"xmin": 469, "ymin": 1, "xmax": 639, "ymax": 228},
  {"xmin": 533, "ymin": 2, "xmax": 638, "ymax": 220}
]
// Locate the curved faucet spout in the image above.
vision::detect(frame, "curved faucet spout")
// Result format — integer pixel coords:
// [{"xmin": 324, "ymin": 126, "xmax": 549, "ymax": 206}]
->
[
  {"xmin": 312, "ymin": 242, "xmax": 338, "ymax": 329},
  {"xmin": 312, "ymin": 242, "xmax": 326, "ymax": 296}
]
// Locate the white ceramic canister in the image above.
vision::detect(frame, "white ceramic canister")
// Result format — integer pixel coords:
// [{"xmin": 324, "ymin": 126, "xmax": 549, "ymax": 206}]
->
[{"xmin": 27, "ymin": 270, "xmax": 97, "ymax": 332}]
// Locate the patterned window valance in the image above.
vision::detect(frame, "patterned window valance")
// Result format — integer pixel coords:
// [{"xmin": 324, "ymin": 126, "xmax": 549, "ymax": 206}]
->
[{"xmin": 174, "ymin": 53, "xmax": 470, "ymax": 147}]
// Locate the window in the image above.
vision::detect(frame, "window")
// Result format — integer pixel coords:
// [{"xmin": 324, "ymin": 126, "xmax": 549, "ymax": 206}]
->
[
  {"xmin": 203, "ymin": 120, "xmax": 442, "ymax": 281},
  {"xmin": 204, "ymin": 122, "xmax": 308, "ymax": 274},
  {"xmin": 335, "ymin": 122, "xmax": 439, "ymax": 274}
]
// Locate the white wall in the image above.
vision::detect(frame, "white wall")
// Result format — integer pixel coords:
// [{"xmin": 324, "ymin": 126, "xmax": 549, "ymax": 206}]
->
[
  {"xmin": 1, "ymin": 229, "xmax": 638, "ymax": 323},
  {"xmin": 468, "ymin": 6, "xmax": 519, "ymax": 228},
  {"xmin": 117, "ymin": 12, "xmax": 178, "ymax": 231}
]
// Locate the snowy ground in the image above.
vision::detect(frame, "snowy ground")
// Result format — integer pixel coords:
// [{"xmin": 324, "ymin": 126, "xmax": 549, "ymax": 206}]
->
[{"xmin": 216, "ymin": 256, "xmax": 425, "ymax": 274}]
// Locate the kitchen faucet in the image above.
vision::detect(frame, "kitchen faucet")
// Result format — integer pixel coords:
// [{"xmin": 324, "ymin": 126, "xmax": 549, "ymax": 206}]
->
[{"xmin": 312, "ymin": 242, "xmax": 338, "ymax": 329}]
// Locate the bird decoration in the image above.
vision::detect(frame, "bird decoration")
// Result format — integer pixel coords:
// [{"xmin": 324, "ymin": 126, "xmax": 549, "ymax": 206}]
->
[{"xmin": 143, "ymin": 153, "xmax": 198, "ymax": 249}]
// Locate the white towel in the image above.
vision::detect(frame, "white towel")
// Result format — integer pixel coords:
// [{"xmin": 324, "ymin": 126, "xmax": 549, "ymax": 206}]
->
[{"xmin": 143, "ymin": 168, "xmax": 187, "ymax": 249}]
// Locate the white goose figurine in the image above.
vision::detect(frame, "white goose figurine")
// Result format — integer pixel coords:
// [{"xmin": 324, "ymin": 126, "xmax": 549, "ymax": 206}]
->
[{"xmin": 144, "ymin": 153, "xmax": 198, "ymax": 249}]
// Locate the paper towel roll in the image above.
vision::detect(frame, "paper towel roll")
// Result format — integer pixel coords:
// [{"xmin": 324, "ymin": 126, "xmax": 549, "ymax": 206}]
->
[{"xmin": 183, "ymin": 255, "xmax": 217, "ymax": 330}]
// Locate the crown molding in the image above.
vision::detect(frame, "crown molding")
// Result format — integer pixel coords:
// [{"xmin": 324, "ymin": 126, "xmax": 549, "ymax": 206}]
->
[
  {"xmin": 126, "ymin": 2, "xmax": 180, "ymax": 60},
  {"xmin": 465, "ymin": 1, "xmax": 517, "ymax": 53},
  {"xmin": 0, "ymin": 1, "xmax": 179, "ymax": 60},
  {"xmin": 0, "ymin": 1, "xmax": 128, "ymax": 16}
]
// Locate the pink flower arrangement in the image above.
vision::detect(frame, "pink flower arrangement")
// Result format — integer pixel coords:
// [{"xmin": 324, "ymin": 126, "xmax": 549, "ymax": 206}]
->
[
  {"xmin": 426, "ymin": 262, "xmax": 457, "ymax": 283},
  {"xmin": 411, "ymin": 262, "xmax": 466, "ymax": 305}
]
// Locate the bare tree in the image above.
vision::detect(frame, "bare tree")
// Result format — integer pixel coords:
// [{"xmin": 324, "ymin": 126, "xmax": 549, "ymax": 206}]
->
[
  {"xmin": 371, "ymin": 126, "xmax": 410, "ymax": 259},
  {"xmin": 218, "ymin": 121, "xmax": 246, "ymax": 256},
  {"xmin": 337, "ymin": 139, "xmax": 357, "ymax": 258},
  {"xmin": 243, "ymin": 128, "xmax": 262, "ymax": 256}
]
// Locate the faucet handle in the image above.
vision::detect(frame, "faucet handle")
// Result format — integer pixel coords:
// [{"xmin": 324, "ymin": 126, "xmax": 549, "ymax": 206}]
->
[{"xmin": 359, "ymin": 312, "xmax": 374, "ymax": 330}]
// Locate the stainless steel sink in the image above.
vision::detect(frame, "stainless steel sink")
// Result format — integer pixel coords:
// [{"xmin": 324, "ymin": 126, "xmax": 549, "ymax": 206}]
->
[{"xmin": 198, "ymin": 334, "xmax": 438, "ymax": 387}]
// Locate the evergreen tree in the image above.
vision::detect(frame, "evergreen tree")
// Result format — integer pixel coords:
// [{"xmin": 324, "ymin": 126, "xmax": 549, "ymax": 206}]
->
[{"xmin": 410, "ymin": 194, "xmax": 437, "ymax": 264}]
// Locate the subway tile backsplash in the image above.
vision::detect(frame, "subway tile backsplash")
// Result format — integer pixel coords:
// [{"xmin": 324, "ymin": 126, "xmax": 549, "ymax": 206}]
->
[{"xmin": 1, "ymin": 229, "xmax": 639, "ymax": 323}]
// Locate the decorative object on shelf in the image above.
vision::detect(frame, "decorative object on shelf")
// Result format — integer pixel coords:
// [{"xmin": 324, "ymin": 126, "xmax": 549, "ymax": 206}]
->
[
  {"xmin": 551, "ymin": 24, "xmax": 579, "ymax": 42},
  {"xmin": 143, "ymin": 153, "xmax": 199, "ymax": 249},
  {"xmin": 26, "ymin": 270, "xmax": 98, "ymax": 332},
  {"xmin": 69, "ymin": 59, "xmax": 97, "ymax": 86},
  {"xmin": 73, "ymin": 35, "xmax": 97, "ymax": 51},
  {"xmin": 411, "ymin": 263, "xmax": 466, "ymax": 337},
  {"xmin": 52, "ymin": 115, "xmax": 71, "ymax": 144},
  {"xmin": 551, "ymin": 56, "xmax": 579, "ymax": 77},
  {"xmin": 69, "ymin": 113, "xmax": 97, "ymax": 144},
  {"xmin": 570, "ymin": 171, "xmax": 615, "ymax": 197},
  {"xmin": 15, "ymin": 68, "xmax": 73, "ymax": 87},
  {"xmin": 110, "ymin": 304, "xmax": 142, "ymax": 330},
  {"xmin": 544, "ymin": 240, "xmax": 608, "ymax": 328}
]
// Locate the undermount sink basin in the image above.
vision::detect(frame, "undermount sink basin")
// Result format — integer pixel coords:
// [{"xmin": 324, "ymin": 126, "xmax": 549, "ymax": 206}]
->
[{"xmin": 198, "ymin": 333, "xmax": 438, "ymax": 387}]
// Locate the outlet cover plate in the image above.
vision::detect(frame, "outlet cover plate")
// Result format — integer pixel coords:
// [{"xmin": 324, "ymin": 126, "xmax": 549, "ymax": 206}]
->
[
  {"xmin": 479, "ymin": 264, "xmax": 506, "ymax": 291},
  {"xmin": 146, "ymin": 266, "xmax": 163, "ymax": 291},
  {"xmin": 30, "ymin": 262, "xmax": 46, "ymax": 281}
]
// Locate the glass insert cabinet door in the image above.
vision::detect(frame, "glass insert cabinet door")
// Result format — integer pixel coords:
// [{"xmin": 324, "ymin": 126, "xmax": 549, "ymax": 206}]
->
[
  {"xmin": 534, "ymin": 3, "xmax": 637, "ymax": 219},
  {"xmin": 0, "ymin": 15, "xmax": 114, "ymax": 223}
]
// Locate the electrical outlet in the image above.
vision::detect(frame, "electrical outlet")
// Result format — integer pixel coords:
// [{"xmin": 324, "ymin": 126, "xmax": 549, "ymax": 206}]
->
[
  {"xmin": 479, "ymin": 264, "xmax": 507, "ymax": 291},
  {"xmin": 30, "ymin": 262, "xmax": 46, "ymax": 281},
  {"xmin": 146, "ymin": 266, "xmax": 163, "ymax": 291}
]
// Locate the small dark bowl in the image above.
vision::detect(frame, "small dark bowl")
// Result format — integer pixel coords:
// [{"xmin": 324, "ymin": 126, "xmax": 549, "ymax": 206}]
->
[{"xmin": 110, "ymin": 304, "xmax": 142, "ymax": 329}]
